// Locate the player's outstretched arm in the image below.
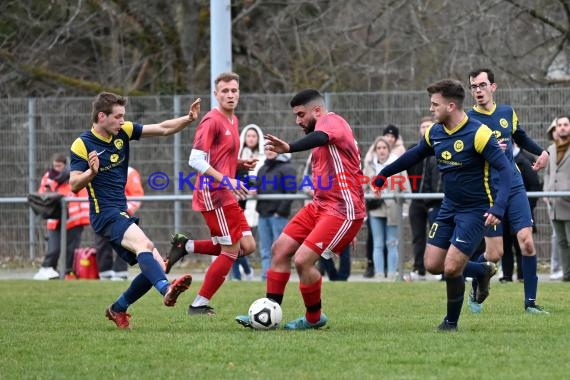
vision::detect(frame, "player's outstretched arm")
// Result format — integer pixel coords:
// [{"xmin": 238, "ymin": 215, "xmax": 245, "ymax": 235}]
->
[
  {"xmin": 264, "ymin": 131, "xmax": 329, "ymax": 154},
  {"xmin": 512, "ymin": 128, "xmax": 549, "ymax": 171},
  {"xmin": 373, "ymin": 144, "xmax": 429, "ymax": 188},
  {"xmin": 141, "ymin": 98, "xmax": 201, "ymax": 137}
]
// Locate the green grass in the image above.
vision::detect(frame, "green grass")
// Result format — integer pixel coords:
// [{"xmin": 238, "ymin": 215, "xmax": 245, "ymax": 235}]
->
[{"xmin": 1, "ymin": 279, "xmax": 568, "ymax": 380}]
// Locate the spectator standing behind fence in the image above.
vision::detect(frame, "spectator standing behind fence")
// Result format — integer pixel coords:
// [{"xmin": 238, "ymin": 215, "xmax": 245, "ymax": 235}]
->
[
  {"xmin": 363, "ymin": 136, "xmax": 410, "ymax": 280},
  {"xmin": 232, "ymin": 124, "xmax": 266, "ymax": 280},
  {"xmin": 544, "ymin": 115, "xmax": 570, "ymax": 282},
  {"xmin": 545, "ymin": 119, "xmax": 563, "ymax": 280},
  {"xmin": 407, "ymin": 116, "xmax": 442, "ymax": 281},
  {"xmin": 255, "ymin": 148, "xmax": 296, "ymax": 280},
  {"xmin": 95, "ymin": 166, "xmax": 144, "ymax": 281},
  {"xmin": 499, "ymin": 144, "xmax": 541, "ymax": 282},
  {"xmin": 382, "ymin": 124, "xmax": 406, "ymax": 157},
  {"xmin": 33, "ymin": 153, "xmax": 90, "ymax": 280}
]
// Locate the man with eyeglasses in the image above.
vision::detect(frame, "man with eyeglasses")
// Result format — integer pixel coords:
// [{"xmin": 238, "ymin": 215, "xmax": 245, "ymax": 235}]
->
[{"xmin": 465, "ymin": 68, "xmax": 550, "ymax": 315}]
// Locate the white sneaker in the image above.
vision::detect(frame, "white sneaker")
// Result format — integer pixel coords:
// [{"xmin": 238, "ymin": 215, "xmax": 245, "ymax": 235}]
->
[
  {"xmin": 111, "ymin": 271, "xmax": 128, "ymax": 281},
  {"xmin": 409, "ymin": 271, "xmax": 426, "ymax": 281},
  {"xmin": 33, "ymin": 267, "xmax": 60, "ymax": 280},
  {"xmin": 244, "ymin": 268, "xmax": 254, "ymax": 281},
  {"xmin": 99, "ymin": 270, "xmax": 114, "ymax": 280},
  {"xmin": 550, "ymin": 270, "xmax": 563, "ymax": 280}
]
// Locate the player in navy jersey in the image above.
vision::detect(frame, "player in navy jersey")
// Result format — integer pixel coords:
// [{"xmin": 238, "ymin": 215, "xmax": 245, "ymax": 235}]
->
[
  {"xmin": 466, "ymin": 68, "xmax": 549, "ymax": 314},
  {"xmin": 70, "ymin": 92, "xmax": 201, "ymax": 329},
  {"xmin": 374, "ymin": 79, "xmax": 512, "ymax": 331}
]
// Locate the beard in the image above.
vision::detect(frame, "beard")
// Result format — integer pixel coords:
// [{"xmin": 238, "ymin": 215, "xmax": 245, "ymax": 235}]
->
[{"xmin": 304, "ymin": 118, "xmax": 317, "ymax": 134}]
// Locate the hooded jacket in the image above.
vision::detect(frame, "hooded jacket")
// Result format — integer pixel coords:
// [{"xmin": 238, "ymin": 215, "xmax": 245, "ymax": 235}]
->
[{"xmin": 255, "ymin": 153, "xmax": 296, "ymax": 218}]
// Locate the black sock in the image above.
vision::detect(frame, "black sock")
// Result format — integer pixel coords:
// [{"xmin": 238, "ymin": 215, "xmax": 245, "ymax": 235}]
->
[{"xmin": 445, "ymin": 275, "xmax": 465, "ymax": 325}]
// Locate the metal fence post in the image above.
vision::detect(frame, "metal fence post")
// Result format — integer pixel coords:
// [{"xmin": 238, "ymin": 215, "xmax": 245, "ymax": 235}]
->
[
  {"xmin": 28, "ymin": 97, "xmax": 36, "ymax": 260},
  {"xmin": 173, "ymin": 95, "xmax": 182, "ymax": 233},
  {"xmin": 58, "ymin": 197, "xmax": 67, "ymax": 278}
]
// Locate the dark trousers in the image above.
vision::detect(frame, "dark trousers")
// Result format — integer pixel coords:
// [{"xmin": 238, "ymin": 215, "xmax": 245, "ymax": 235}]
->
[
  {"xmin": 319, "ymin": 245, "xmax": 351, "ymax": 281},
  {"xmin": 42, "ymin": 225, "xmax": 84, "ymax": 273},
  {"xmin": 94, "ymin": 233, "xmax": 128, "ymax": 273},
  {"xmin": 409, "ymin": 202, "xmax": 428, "ymax": 275},
  {"xmin": 501, "ymin": 219, "xmax": 523, "ymax": 280}
]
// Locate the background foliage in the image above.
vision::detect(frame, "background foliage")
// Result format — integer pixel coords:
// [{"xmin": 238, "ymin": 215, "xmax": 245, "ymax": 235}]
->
[{"xmin": 1, "ymin": 0, "xmax": 570, "ymax": 97}]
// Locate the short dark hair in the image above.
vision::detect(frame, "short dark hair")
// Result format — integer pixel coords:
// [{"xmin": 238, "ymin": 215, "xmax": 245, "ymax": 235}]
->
[
  {"xmin": 290, "ymin": 89, "xmax": 324, "ymax": 108},
  {"xmin": 51, "ymin": 152, "xmax": 67, "ymax": 164},
  {"xmin": 92, "ymin": 92, "xmax": 127, "ymax": 123},
  {"xmin": 426, "ymin": 79, "xmax": 465, "ymax": 109},
  {"xmin": 468, "ymin": 68, "xmax": 495, "ymax": 84},
  {"xmin": 214, "ymin": 72, "xmax": 240, "ymax": 88}
]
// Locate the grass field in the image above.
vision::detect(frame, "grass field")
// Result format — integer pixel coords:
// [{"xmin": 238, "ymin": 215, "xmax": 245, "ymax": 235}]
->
[{"xmin": 1, "ymin": 279, "xmax": 568, "ymax": 380}]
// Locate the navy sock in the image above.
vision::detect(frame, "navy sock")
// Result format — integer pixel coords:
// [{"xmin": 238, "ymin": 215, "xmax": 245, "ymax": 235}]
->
[
  {"xmin": 137, "ymin": 252, "xmax": 169, "ymax": 295},
  {"xmin": 110, "ymin": 273, "xmax": 154, "ymax": 313},
  {"xmin": 522, "ymin": 255, "xmax": 538, "ymax": 306},
  {"xmin": 470, "ymin": 253, "xmax": 486, "ymax": 293},
  {"xmin": 463, "ymin": 261, "xmax": 486, "ymax": 278},
  {"xmin": 445, "ymin": 275, "xmax": 465, "ymax": 325}
]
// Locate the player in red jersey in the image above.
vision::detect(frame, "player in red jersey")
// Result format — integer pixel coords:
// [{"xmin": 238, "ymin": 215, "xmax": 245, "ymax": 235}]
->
[
  {"xmin": 236, "ymin": 89, "xmax": 366, "ymax": 329},
  {"xmin": 165, "ymin": 72, "xmax": 257, "ymax": 316}
]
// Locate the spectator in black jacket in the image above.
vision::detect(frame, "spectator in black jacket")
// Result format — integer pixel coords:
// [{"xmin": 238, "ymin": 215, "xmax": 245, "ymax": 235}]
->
[
  {"xmin": 255, "ymin": 150, "xmax": 297, "ymax": 280},
  {"xmin": 500, "ymin": 143, "xmax": 541, "ymax": 282},
  {"xmin": 407, "ymin": 116, "xmax": 443, "ymax": 280}
]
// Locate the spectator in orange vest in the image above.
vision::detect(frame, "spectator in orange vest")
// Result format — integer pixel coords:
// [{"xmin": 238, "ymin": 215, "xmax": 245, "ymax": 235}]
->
[
  {"xmin": 33, "ymin": 153, "xmax": 90, "ymax": 280},
  {"xmin": 96, "ymin": 167, "xmax": 144, "ymax": 280}
]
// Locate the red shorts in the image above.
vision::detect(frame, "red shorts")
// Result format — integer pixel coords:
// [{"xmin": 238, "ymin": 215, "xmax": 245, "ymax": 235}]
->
[
  {"xmin": 201, "ymin": 202, "xmax": 252, "ymax": 245},
  {"xmin": 283, "ymin": 202, "xmax": 363, "ymax": 257}
]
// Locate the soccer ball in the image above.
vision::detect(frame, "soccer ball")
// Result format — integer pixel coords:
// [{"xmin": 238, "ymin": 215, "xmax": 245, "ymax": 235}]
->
[{"xmin": 248, "ymin": 297, "xmax": 283, "ymax": 330}]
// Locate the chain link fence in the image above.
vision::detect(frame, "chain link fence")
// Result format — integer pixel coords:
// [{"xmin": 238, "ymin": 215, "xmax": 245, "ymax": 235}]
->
[{"xmin": 1, "ymin": 89, "xmax": 566, "ymax": 268}]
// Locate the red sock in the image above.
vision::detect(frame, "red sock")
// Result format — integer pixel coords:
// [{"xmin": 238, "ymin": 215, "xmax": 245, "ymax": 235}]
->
[
  {"xmin": 266, "ymin": 269, "xmax": 290, "ymax": 305},
  {"xmin": 194, "ymin": 240, "xmax": 221, "ymax": 256},
  {"xmin": 300, "ymin": 277, "xmax": 322, "ymax": 324},
  {"xmin": 198, "ymin": 253, "xmax": 234, "ymax": 299}
]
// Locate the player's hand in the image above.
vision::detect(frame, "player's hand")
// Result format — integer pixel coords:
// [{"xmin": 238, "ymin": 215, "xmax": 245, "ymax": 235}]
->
[
  {"xmin": 373, "ymin": 189, "xmax": 382, "ymax": 198},
  {"xmin": 483, "ymin": 212, "xmax": 501, "ymax": 226},
  {"xmin": 88, "ymin": 150, "xmax": 100, "ymax": 174},
  {"xmin": 264, "ymin": 134, "xmax": 290, "ymax": 153},
  {"xmin": 532, "ymin": 151, "xmax": 549, "ymax": 171},
  {"xmin": 228, "ymin": 178, "xmax": 249, "ymax": 200},
  {"xmin": 238, "ymin": 158, "xmax": 258, "ymax": 171},
  {"xmin": 188, "ymin": 98, "xmax": 201, "ymax": 122},
  {"xmin": 499, "ymin": 142, "xmax": 507, "ymax": 151}
]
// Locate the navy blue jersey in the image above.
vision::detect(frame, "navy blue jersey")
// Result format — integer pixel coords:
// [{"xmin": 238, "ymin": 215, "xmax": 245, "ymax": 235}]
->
[
  {"xmin": 70, "ymin": 122, "xmax": 143, "ymax": 230},
  {"xmin": 418, "ymin": 116, "xmax": 502, "ymax": 208},
  {"xmin": 467, "ymin": 104, "xmax": 525, "ymax": 189}
]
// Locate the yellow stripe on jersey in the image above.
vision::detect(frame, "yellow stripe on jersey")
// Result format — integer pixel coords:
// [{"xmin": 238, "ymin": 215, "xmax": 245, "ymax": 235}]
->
[
  {"xmin": 70, "ymin": 138, "xmax": 88, "ymax": 160},
  {"xmin": 122, "ymin": 121, "xmax": 134, "ymax": 138},
  {"xmin": 424, "ymin": 124, "xmax": 434, "ymax": 147},
  {"xmin": 444, "ymin": 115, "xmax": 468, "ymax": 135},
  {"xmin": 474, "ymin": 125, "xmax": 493, "ymax": 153},
  {"xmin": 483, "ymin": 161, "xmax": 494, "ymax": 206},
  {"xmin": 472, "ymin": 102, "xmax": 497, "ymax": 115},
  {"xmin": 87, "ymin": 183, "xmax": 99, "ymax": 213},
  {"xmin": 512, "ymin": 110, "xmax": 518, "ymax": 134}
]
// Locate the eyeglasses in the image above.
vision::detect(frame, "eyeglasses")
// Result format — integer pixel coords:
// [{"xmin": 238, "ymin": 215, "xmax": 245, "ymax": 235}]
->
[{"xmin": 469, "ymin": 83, "xmax": 489, "ymax": 91}]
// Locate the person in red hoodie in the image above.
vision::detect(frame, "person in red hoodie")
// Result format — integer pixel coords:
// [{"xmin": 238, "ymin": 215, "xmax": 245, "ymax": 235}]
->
[{"xmin": 33, "ymin": 153, "xmax": 90, "ymax": 280}]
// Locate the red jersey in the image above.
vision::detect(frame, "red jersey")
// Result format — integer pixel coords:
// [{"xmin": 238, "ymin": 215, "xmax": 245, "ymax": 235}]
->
[
  {"xmin": 192, "ymin": 108, "xmax": 240, "ymax": 211},
  {"xmin": 311, "ymin": 113, "xmax": 365, "ymax": 220}
]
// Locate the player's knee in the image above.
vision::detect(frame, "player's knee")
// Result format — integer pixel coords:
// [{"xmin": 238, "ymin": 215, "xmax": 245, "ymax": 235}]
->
[
  {"xmin": 424, "ymin": 258, "xmax": 443, "ymax": 274},
  {"xmin": 240, "ymin": 240, "xmax": 256, "ymax": 256},
  {"xmin": 484, "ymin": 250, "xmax": 502, "ymax": 263},
  {"xmin": 142, "ymin": 240, "xmax": 155, "ymax": 253}
]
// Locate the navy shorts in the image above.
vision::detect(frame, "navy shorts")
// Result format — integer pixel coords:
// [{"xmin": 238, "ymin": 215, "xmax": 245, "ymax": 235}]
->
[
  {"xmin": 485, "ymin": 184, "xmax": 533, "ymax": 237},
  {"xmin": 428, "ymin": 199, "xmax": 487, "ymax": 256},
  {"xmin": 93, "ymin": 210, "xmax": 140, "ymax": 266}
]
